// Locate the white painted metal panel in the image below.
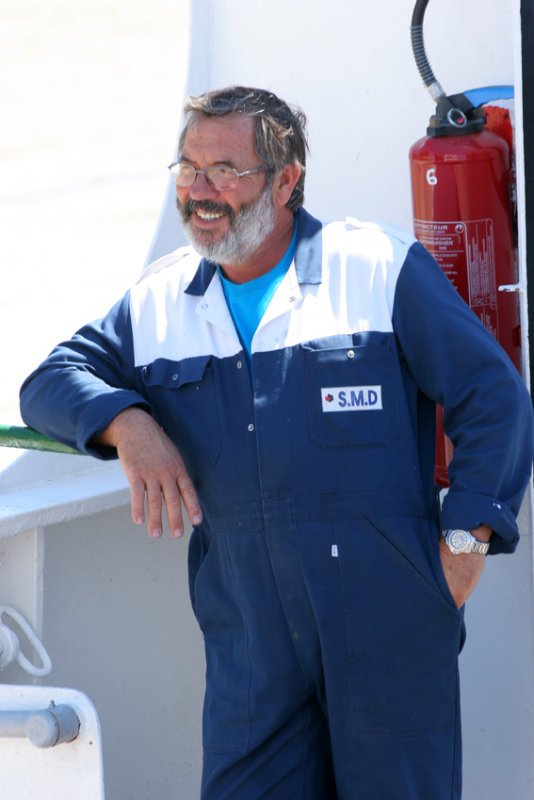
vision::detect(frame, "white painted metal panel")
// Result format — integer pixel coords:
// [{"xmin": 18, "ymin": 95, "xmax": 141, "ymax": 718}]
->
[{"xmin": 0, "ymin": 685, "xmax": 104, "ymax": 800}]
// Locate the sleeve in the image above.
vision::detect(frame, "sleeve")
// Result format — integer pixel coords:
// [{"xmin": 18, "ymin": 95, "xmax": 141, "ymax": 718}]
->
[
  {"xmin": 19, "ymin": 293, "xmax": 150, "ymax": 459},
  {"xmin": 392, "ymin": 241, "xmax": 534, "ymax": 554}
]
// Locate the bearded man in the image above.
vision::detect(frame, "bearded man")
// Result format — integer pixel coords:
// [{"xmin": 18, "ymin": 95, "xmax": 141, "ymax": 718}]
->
[{"xmin": 20, "ymin": 86, "xmax": 534, "ymax": 800}]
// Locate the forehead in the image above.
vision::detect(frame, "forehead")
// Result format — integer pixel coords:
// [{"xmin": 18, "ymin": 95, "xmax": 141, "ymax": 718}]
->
[{"xmin": 181, "ymin": 113, "xmax": 257, "ymax": 166}]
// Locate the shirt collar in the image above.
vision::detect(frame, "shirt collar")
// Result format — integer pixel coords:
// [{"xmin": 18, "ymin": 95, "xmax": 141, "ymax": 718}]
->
[
  {"xmin": 293, "ymin": 207, "xmax": 323, "ymax": 285},
  {"xmin": 185, "ymin": 207, "xmax": 323, "ymax": 297}
]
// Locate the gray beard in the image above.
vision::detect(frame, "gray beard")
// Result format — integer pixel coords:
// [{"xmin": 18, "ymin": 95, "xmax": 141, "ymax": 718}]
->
[{"xmin": 179, "ymin": 187, "xmax": 277, "ymax": 266}]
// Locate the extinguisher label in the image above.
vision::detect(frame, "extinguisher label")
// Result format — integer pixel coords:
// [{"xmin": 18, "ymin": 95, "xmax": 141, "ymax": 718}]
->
[{"xmin": 414, "ymin": 218, "xmax": 498, "ymax": 338}]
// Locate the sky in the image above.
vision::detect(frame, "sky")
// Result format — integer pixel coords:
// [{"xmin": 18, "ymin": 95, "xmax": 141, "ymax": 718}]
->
[{"xmin": 1, "ymin": 0, "xmax": 189, "ymax": 425}]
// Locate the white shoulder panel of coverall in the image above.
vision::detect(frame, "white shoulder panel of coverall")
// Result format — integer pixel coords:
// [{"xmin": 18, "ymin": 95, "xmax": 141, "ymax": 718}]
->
[
  {"xmin": 129, "ymin": 246, "xmax": 242, "ymax": 367},
  {"xmin": 251, "ymin": 218, "xmax": 414, "ymax": 354}
]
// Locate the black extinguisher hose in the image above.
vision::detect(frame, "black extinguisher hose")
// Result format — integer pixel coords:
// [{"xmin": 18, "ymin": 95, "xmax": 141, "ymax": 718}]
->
[{"xmin": 411, "ymin": 0, "xmax": 445, "ymax": 100}]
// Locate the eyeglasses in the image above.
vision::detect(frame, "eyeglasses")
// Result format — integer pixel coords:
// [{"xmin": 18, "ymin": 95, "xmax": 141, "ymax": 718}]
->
[{"xmin": 168, "ymin": 161, "xmax": 265, "ymax": 191}]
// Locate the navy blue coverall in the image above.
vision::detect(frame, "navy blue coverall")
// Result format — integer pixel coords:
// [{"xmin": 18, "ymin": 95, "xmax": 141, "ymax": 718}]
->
[{"xmin": 20, "ymin": 209, "xmax": 534, "ymax": 798}]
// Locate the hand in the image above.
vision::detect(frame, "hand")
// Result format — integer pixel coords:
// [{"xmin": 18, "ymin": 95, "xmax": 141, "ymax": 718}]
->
[
  {"xmin": 97, "ymin": 407, "xmax": 203, "ymax": 539},
  {"xmin": 439, "ymin": 525, "xmax": 492, "ymax": 608}
]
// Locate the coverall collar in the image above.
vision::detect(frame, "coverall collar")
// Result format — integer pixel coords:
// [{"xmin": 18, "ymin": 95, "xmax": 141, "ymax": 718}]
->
[{"xmin": 184, "ymin": 207, "xmax": 323, "ymax": 297}]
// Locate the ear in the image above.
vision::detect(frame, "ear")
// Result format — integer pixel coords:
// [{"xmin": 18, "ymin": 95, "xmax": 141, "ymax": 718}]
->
[{"xmin": 272, "ymin": 163, "xmax": 301, "ymax": 208}]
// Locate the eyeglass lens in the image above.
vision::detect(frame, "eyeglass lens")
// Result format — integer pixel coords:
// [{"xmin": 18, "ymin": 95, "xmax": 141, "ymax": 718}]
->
[{"xmin": 175, "ymin": 164, "xmax": 239, "ymax": 191}]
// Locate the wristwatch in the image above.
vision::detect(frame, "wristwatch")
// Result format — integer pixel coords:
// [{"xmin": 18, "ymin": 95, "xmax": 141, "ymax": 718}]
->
[{"xmin": 441, "ymin": 529, "xmax": 490, "ymax": 555}]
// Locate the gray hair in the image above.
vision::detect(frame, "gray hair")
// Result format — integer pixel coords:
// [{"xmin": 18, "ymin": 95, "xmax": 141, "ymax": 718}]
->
[{"xmin": 179, "ymin": 86, "xmax": 308, "ymax": 213}]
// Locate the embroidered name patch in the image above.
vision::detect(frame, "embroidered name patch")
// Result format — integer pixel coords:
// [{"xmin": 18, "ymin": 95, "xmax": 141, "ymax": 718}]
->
[{"xmin": 321, "ymin": 386, "xmax": 383, "ymax": 412}]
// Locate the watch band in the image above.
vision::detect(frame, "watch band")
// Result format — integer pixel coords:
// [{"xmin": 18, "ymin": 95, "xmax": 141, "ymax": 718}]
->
[{"xmin": 467, "ymin": 538, "xmax": 490, "ymax": 555}]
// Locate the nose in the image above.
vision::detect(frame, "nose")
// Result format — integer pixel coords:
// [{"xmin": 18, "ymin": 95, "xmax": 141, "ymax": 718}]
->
[{"xmin": 187, "ymin": 170, "xmax": 219, "ymax": 200}]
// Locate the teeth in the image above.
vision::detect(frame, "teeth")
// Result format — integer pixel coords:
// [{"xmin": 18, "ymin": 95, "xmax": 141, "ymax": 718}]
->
[{"xmin": 197, "ymin": 209, "xmax": 224, "ymax": 221}]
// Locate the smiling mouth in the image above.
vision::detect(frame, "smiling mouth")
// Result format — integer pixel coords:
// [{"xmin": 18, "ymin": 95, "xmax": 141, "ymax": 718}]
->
[
  {"xmin": 177, "ymin": 198, "xmax": 235, "ymax": 227},
  {"xmin": 196, "ymin": 208, "xmax": 225, "ymax": 221}
]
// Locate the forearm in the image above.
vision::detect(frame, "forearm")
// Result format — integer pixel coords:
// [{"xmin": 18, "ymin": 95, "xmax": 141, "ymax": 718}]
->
[
  {"xmin": 439, "ymin": 524, "xmax": 492, "ymax": 608},
  {"xmin": 94, "ymin": 406, "xmax": 156, "ymax": 449}
]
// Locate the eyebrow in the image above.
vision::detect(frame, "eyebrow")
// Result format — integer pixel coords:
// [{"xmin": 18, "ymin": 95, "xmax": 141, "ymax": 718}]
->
[{"xmin": 178, "ymin": 155, "xmax": 239, "ymax": 169}]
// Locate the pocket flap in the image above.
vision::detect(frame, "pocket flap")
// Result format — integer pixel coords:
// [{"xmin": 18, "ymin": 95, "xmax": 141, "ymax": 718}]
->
[{"xmin": 141, "ymin": 356, "xmax": 211, "ymax": 388}]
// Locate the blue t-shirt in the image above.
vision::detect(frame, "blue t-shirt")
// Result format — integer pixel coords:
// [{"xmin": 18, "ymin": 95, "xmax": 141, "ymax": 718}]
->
[{"xmin": 219, "ymin": 219, "xmax": 298, "ymax": 366}]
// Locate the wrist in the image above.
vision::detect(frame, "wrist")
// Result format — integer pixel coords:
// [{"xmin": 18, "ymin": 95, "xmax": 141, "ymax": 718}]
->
[
  {"xmin": 441, "ymin": 527, "xmax": 491, "ymax": 555},
  {"xmin": 470, "ymin": 524, "xmax": 492, "ymax": 542},
  {"xmin": 96, "ymin": 406, "xmax": 152, "ymax": 448}
]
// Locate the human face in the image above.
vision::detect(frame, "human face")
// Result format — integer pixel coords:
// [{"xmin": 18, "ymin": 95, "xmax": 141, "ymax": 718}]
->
[
  {"xmin": 177, "ymin": 184, "xmax": 277, "ymax": 266},
  {"xmin": 175, "ymin": 115, "xmax": 276, "ymax": 265}
]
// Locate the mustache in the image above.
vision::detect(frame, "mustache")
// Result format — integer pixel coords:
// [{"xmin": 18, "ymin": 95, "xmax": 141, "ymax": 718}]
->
[{"xmin": 177, "ymin": 198, "xmax": 235, "ymax": 223}]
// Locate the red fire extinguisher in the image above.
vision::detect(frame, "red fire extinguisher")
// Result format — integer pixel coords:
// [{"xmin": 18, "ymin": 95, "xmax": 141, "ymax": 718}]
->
[{"xmin": 409, "ymin": 0, "xmax": 520, "ymax": 487}]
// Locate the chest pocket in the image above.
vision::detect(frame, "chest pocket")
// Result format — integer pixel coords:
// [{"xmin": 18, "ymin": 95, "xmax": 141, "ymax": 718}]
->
[
  {"xmin": 140, "ymin": 356, "xmax": 221, "ymax": 465},
  {"xmin": 303, "ymin": 341, "xmax": 400, "ymax": 448}
]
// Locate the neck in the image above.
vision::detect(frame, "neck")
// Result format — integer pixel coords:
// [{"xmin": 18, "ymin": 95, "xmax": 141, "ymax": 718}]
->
[{"xmin": 220, "ymin": 208, "xmax": 295, "ymax": 284}]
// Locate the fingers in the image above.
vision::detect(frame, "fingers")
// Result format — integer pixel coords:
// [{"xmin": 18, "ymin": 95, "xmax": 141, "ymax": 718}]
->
[
  {"xmin": 130, "ymin": 477, "xmax": 166, "ymax": 538},
  {"xmin": 175, "ymin": 464, "xmax": 203, "ymax": 528},
  {"xmin": 146, "ymin": 478, "xmax": 166, "ymax": 538},
  {"xmin": 162, "ymin": 480, "xmax": 186, "ymax": 539},
  {"xmin": 130, "ymin": 477, "xmax": 148, "ymax": 527},
  {"xmin": 113, "ymin": 411, "xmax": 202, "ymax": 538},
  {"xmin": 129, "ymin": 472, "xmax": 202, "ymax": 539}
]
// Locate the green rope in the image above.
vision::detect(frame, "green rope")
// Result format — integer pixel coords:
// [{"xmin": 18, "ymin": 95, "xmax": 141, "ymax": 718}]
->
[{"xmin": 0, "ymin": 426, "xmax": 81, "ymax": 455}]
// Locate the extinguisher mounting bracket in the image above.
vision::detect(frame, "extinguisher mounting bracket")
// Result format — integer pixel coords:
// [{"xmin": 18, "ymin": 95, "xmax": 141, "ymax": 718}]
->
[{"xmin": 428, "ymin": 93, "xmax": 486, "ymax": 138}]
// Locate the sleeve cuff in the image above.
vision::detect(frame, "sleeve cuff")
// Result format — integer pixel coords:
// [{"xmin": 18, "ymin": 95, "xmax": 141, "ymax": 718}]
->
[
  {"xmin": 440, "ymin": 490, "xmax": 520, "ymax": 555},
  {"xmin": 77, "ymin": 390, "xmax": 151, "ymax": 459}
]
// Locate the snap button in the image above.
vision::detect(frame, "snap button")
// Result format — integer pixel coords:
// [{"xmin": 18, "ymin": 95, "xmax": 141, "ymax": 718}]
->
[
  {"xmin": 347, "ymin": 350, "xmax": 355, "ymax": 359},
  {"xmin": 237, "ymin": 361, "xmax": 243, "ymax": 369},
  {"xmin": 171, "ymin": 374, "xmax": 179, "ymax": 380},
  {"xmin": 248, "ymin": 424, "xmax": 255, "ymax": 432}
]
